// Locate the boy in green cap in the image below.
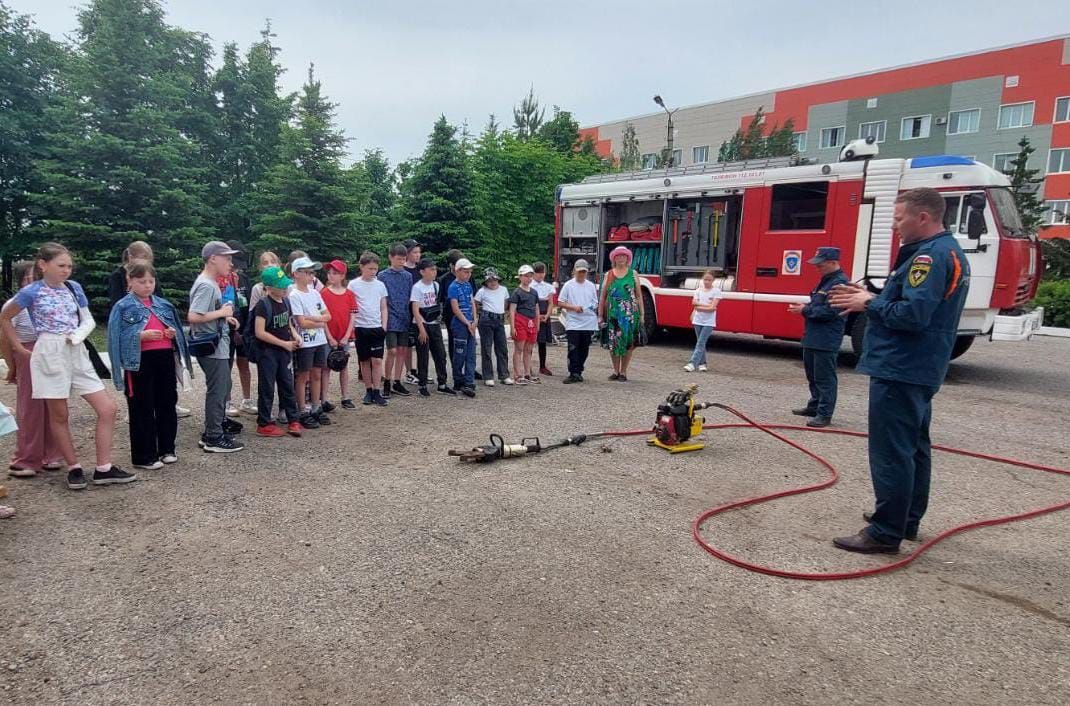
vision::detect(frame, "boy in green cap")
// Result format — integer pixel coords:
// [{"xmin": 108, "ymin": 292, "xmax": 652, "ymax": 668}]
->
[{"xmin": 252, "ymin": 266, "xmax": 303, "ymax": 438}]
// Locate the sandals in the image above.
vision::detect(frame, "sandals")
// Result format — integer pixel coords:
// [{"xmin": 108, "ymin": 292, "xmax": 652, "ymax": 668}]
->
[
  {"xmin": 608, "ymin": 373, "xmax": 620, "ymax": 381},
  {"xmin": 526, "ymin": 376, "xmax": 541, "ymax": 384},
  {"xmin": 8, "ymin": 466, "xmax": 36, "ymax": 479}
]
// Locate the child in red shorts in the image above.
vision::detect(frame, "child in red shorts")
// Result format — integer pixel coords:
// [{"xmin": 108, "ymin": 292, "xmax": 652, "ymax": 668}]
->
[{"xmin": 508, "ymin": 265, "xmax": 540, "ymax": 384}]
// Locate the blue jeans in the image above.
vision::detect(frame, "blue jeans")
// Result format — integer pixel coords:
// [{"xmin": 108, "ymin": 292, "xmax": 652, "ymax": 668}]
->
[
  {"xmin": 689, "ymin": 325, "xmax": 714, "ymax": 366},
  {"xmin": 450, "ymin": 320, "xmax": 476, "ymax": 389},
  {"xmin": 865, "ymin": 377, "xmax": 938, "ymax": 545}
]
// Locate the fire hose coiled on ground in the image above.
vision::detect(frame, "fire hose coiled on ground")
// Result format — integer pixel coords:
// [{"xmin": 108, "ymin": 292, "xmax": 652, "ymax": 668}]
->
[{"xmin": 452, "ymin": 402, "xmax": 1070, "ymax": 581}]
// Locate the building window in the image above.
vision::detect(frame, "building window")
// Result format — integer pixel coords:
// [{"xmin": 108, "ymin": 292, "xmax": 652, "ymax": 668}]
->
[
  {"xmin": 866, "ymin": 98, "xmax": 878, "ymax": 109},
  {"xmin": 1056, "ymin": 97, "xmax": 1070, "ymax": 123},
  {"xmin": 641, "ymin": 153, "xmax": 657, "ymax": 169},
  {"xmin": 671, "ymin": 149, "xmax": 682, "ymax": 166},
  {"xmin": 819, "ymin": 126, "xmax": 845, "ymax": 149},
  {"xmin": 692, "ymin": 145, "xmax": 709, "ymax": 164},
  {"xmin": 900, "ymin": 115, "xmax": 931, "ymax": 140},
  {"xmin": 947, "ymin": 108, "xmax": 981, "ymax": 135},
  {"xmin": 793, "ymin": 132, "xmax": 808, "ymax": 152},
  {"xmin": 993, "ymin": 153, "xmax": 1017, "ymax": 174},
  {"xmin": 1046, "ymin": 200, "xmax": 1070, "ymax": 225},
  {"xmin": 998, "ymin": 102, "xmax": 1034, "ymax": 129},
  {"xmin": 858, "ymin": 120, "xmax": 886, "ymax": 143},
  {"xmin": 1049, "ymin": 148, "xmax": 1070, "ymax": 174},
  {"xmin": 769, "ymin": 182, "xmax": 829, "ymax": 230}
]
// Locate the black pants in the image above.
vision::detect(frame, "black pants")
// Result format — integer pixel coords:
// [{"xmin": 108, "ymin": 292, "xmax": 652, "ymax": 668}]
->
[
  {"xmin": 125, "ymin": 349, "xmax": 178, "ymax": 465},
  {"xmin": 445, "ymin": 317, "xmax": 455, "ymax": 366},
  {"xmin": 416, "ymin": 322, "xmax": 448, "ymax": 387},
  {"xmin": 802, "ymin": 347, "xmax": 838, "ymax": 418},
  {"xmin": 566, "ymin": 330, "xmax": 593, "ymax": 376},
  {"xmin": 479, "ymin": 316, "xmax": 510, "ymax": 380},
  {"xmin": 257, "ymin": 345, "xmax": 299, "ymax": 427}
]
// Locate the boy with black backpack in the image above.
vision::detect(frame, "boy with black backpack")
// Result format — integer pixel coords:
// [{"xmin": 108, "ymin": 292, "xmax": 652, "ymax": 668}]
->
[
  {"xmin": 410, "ymin": 258, "xmax": 454, "ymax": 397},
  {"xmin": 250, "ymin": 266, "xmax": 303, "ymax": 438}
]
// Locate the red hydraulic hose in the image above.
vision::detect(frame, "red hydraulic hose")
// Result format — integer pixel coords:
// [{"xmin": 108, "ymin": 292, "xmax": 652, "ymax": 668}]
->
[{"xmin": 600, "ymin": 404, "xmax": 1070, "ymax": 581}]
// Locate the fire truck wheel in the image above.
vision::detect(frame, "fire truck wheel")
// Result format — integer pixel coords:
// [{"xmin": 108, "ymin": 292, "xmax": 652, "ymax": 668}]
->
[
  {"xmin": 642, "ymin": 289, "xmax": 658, "ymax": 343},
  {"xmin": 950, "ymin": 335, "xmax": 975, "ymax": 360}
]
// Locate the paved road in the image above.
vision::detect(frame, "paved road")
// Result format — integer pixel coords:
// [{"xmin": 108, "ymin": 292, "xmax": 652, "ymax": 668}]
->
[{"xmin": 1, "ymin": 332, "xmax": 1067, "ymax": 704}]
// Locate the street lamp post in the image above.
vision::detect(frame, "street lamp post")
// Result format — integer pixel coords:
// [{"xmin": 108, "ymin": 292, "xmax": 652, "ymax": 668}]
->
[{"xmin": 653, "ymin": 94, "xmax": 679, "ymax": 167}]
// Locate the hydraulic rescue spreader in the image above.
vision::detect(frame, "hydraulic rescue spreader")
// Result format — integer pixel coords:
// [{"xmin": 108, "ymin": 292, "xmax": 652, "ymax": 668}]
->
[{"xmin": 448, "ymin": 386, "xmax": 711, "ymax": 462}]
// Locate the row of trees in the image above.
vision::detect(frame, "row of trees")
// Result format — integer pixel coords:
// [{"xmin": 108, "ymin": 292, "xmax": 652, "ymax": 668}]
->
[{"xmin": 0, "ymin": 0, "xmax": 606, "ymax": 314}]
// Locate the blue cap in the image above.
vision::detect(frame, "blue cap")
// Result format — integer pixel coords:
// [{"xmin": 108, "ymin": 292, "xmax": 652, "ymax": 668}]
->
[{"xmin": 807, "ymin": 247, "xmax": 841, "ymax": 264}]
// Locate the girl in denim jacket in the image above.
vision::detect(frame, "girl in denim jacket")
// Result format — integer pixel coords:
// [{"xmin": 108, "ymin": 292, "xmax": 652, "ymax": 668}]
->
[{"xmin": 107, "ymin": 261, "xmax": 193, "ymax": 470}]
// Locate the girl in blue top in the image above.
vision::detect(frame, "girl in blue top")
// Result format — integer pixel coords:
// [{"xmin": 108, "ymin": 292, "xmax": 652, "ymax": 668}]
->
[{"xmin": 0, "ymin": 243, "xmax": 136, "ymax": 491}]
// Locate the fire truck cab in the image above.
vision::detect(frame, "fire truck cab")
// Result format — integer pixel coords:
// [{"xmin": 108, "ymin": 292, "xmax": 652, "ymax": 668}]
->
[{"xmin": 555, "ymin": 141, "xmax": 1043, "ymax": 358}]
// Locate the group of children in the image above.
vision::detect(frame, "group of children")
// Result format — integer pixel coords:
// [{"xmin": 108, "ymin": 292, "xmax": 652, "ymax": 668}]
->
[
  {"xmin": 0, "ymin": 238, "xmax": 728, "ymax": 512},
  {"xmin": 0, "ymin": 239, "xmax": 580, "ymax": 501}
]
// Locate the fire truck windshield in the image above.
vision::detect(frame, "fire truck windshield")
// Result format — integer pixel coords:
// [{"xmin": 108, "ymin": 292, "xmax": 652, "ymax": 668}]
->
[{"xmin": 989, "ymin": 187, "xmax": 1028, "ymax": 238}]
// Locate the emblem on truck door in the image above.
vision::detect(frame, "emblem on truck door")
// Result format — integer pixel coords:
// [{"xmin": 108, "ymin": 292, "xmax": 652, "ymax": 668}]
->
[{"xmin": 782, "ymin": 250, "xmax": 802, "ymax": 275}]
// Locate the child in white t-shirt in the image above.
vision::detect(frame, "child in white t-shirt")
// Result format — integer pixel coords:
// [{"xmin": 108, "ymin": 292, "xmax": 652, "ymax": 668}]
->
[
  {"xmin": 685, "ymin": 270, "xmax": 722, "ymax": 372},
  {"xmin": 473, "ymin": 269, "xmax": 511, "ymax": 385}
]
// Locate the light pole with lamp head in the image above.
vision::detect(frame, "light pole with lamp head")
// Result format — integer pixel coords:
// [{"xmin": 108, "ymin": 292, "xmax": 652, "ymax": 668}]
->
[{"xmin": 653, "ymin": 94, "xmax": 679, "ymax": 167}]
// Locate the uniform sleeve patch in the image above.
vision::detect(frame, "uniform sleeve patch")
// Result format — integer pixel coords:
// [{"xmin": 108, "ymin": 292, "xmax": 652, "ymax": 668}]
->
[
  {"xmin": 912, "ymin": 254, "xmax": 933, "ymax": 266},
  {"xmin": 908, "ymin": 262, "xmax": 931, "ymax": 287}
]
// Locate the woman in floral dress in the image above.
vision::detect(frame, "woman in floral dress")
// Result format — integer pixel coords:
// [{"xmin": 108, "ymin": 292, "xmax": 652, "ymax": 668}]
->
[{"xmin": 598, "ymin": 246, "xmax": 645, "ymax": 381}]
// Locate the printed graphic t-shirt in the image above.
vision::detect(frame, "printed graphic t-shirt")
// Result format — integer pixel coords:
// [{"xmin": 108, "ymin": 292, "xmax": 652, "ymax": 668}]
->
[
  {"xmin": 288, "ymin": 287, "xmax": 328, "ymax": 348},
  {"xmin": 507, "ymin": 287, "xmax": 539, "ymax": 319},
  {"xmin": 14, "ymin": 280, "xmax": 87, "ymax": 336},
  {"xmin": 447, "ymin": 280, "xmax": 474, "ymax": 321},
  {"xmin": 254, "ymin": 296, "xmax": 293, "ymax": 343}
]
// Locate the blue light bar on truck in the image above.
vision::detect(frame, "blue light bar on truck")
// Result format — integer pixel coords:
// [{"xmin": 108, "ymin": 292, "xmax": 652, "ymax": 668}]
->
[{"xmin": 909, "ymin": 155, "xmax": 977, "ymax": 168}]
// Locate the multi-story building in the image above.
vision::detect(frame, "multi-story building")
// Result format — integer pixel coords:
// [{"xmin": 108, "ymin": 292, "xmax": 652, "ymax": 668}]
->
[{"xmin": 579, "ymin": 34, "xmax": 1070, "ymax": 238}]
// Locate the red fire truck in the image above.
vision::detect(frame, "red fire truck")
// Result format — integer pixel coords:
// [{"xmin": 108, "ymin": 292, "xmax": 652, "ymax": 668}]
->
[{"xmin": 554, "ymin": 139, "xmax": 1044, "ymax": 358}]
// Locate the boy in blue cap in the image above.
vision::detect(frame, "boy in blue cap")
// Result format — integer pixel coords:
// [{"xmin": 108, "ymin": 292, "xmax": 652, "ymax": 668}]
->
[{"xmin": 788, "ymin": 246, "xmax": 849, "ymax": 428}]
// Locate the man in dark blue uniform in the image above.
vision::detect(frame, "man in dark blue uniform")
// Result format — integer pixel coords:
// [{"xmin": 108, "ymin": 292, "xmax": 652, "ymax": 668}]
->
[
  {"xmin": 828, "ymin": 188, "xmax": 970, "ymax": 553},
  {"xmin": 789, "ymin": 247, "xmax": 850, "ymax": 428}
]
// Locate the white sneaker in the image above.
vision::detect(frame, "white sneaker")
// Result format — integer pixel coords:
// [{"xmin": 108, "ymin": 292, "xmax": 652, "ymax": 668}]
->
[
  {"xmin": 133, "ymin": 461, "xmax": 164, "ymax": 470},
  {"xmin": 502, "ymin": 377, "xmax": 515, "ymax": 385},
  {"xmin": 225, "ymin": 402, "xmax": 239, "ymax": 417},
  {"xmin": 175, "ymin": 404, "xmax": 191, "ymax": 418},
  {"xmin": 698, "ymin": 364, "xmax": 708, "ymax": 372},
  {"xmin": 485, "ymin": 379, "xmax": 496, "ymax": 387},
  {"xmin": 161, "ymin": 454, "xmax": 178, "ymax": 464},
  {"xmin": 683, "ymin": 363, "xmax": 695, "ymax": 372},
  {"xmin": 405, "ymin": 372, "xmax": 419, "ymax": 385},
  {"xmin": 240, "ymin": 399, "xmax": 258, "ymax": 415}
]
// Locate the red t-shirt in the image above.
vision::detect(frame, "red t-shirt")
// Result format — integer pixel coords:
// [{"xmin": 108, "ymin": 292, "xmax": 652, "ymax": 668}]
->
[
  {"xmin": 321, "ymin": 287, "xmax": 357, "ymax": 342},
  {"xmin": 139, "ymin": 298, "xmax": 172, "ymax": 352}
]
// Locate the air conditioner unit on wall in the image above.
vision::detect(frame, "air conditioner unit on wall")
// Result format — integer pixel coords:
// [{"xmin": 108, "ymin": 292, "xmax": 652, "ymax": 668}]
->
[{"xmin": 935, "ymin": 117, "xmax": 947, "ymax": 125}]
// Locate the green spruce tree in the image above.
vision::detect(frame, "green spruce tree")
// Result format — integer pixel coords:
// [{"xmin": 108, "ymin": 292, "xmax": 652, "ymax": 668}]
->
[
  {"xmin": 0, "ymin": 2, "xmax": 61, "ymax": 291},
  {"xmin": 31, "ymin": 0, "xmax": 215, "ymax": 311},
  {"xmin": 251, "ymin": 65, "xmax": 354, "ymax": 259},
  {"xmin": 400, "ymin": 115, "xmax": 480, "ymax": 256},
  {"xmin": 1005, "ymin": 136, "xmax": 1045, "ymax": 235}
]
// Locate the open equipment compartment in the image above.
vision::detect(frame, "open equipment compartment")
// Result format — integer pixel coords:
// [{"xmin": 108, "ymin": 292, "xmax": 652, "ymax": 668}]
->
[
  {"xmin": 659, "ymin": 194, "xmax": 743, "ymax": 289},
  {"xmin": 602, "ymin": 199, "xmax": 665, "ymax": 278}
]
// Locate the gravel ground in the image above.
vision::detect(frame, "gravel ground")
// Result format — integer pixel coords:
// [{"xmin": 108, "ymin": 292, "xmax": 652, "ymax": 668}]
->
[{"xmin": 1, "ymin": 332, "xmax": 1068, "ymax": 705}]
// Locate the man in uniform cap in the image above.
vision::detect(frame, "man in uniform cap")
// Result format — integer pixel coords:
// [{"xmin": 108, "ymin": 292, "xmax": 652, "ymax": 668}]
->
[
  {"xmin": 788, "ymin": 246, "xmax": 849, "ymax": 428},
  {"xmin": 828, "ymin": 187, "xmax": 970, "ymax": 554}
]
